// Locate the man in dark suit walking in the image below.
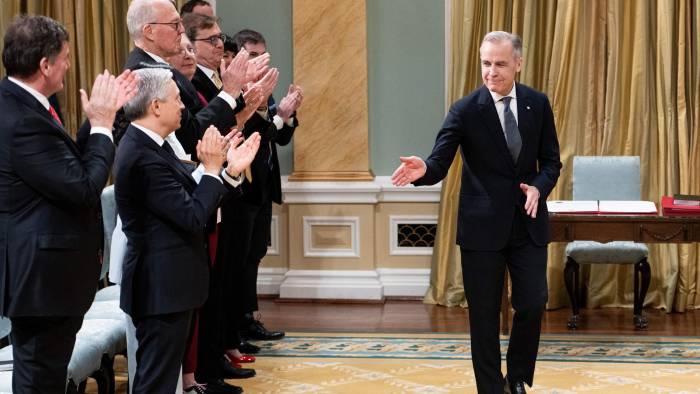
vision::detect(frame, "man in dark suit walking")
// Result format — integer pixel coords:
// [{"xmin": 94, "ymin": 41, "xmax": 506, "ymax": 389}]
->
[
  {"xmin": 114, "ymin": 67, "xmax": 260, "ymax": 393},
  {"xmin": 0, "ymin": 15, "xmax": 136, "ymax": 393},
  {"xmin": 392, "ymin": 31, "xmax": 561, "ymax": 394}
]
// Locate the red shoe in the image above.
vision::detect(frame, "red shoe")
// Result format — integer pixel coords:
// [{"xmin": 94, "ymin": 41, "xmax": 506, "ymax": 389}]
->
[{"xmin": 232, "ymin": 354, "xmax": 255, "ymax": 363}]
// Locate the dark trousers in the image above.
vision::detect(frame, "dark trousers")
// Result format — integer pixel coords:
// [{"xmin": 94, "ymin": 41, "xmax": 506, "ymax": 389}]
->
[
  {"xmin": 132, "ymin": 310, "xmax": 192, "ymax": 394},
  {"xmin": 460, "ymin": 210, "xmax": 548, "ymax": 394},
  {"xmin": 10, "ymin": 315, "xmax": 83, "ymax": 393},
  {"xmin": 223, "ymin": 198, "xmax": 271, "ymax": 349},
  {"xmin": 195, "ymin": 197, "xmax": 271, "ymax": 378}
]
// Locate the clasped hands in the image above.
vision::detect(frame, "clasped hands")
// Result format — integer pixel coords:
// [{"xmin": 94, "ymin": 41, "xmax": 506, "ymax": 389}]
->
[
  {"xmin": 196, "ymin": 125, "xmax": 261, "ymax": 179},
  {"xmin": 391, "ymin": 156, "xmax": 540, "ymax": 218}
]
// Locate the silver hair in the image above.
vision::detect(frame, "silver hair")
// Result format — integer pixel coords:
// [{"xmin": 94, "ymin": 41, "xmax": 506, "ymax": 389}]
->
[
  {"xmin": 481, "ymin": 31, "xmax": 522, "ymax": 58},
  {"xmin": 123, "ymin": 68, "xmax": 173, "ymax": 121},
  {"xmin": 127, "ymin": 0, "xmax": 175, "ymax": 41}
]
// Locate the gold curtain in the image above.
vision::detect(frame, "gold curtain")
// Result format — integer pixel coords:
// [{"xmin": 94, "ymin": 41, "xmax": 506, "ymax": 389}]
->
[
  {"xmin": 426, "ymin": 0, "xmax": 700, "ymax": 312},
  {"xmin": 0, "ymin": 0, "xmax": 130, "ymax": 135}
]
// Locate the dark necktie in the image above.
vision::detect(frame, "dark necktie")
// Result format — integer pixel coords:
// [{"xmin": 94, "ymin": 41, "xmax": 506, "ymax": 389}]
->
[
  {"xmin": 501, "ymin": 96, "xmax": 521, "ymax": 163},
  {"xmin": 48, "ymin": 105, "xmax": 63, "ymax": 127},
  {"xmin": 162, "ymin": 141, "xmax": 176, "ymax": 157}
]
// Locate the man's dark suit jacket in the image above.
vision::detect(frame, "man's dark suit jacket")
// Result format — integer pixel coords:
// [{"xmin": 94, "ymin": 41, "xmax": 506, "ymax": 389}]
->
[
  {"xmin": 0, "ymin": 78, "xmax": 113, "ymax": 317},
  {"xmin": 236, "ymin": 97, "xmax": 297, "ymax": 205},
  {"xmin": 414, "ymin": 83, "xmax": 561, "ymax": 251},
  {"xmin": 113, "ymin": 125, "xmax": 237, "ymax": 318},
  {"xmin": 191, "ymin": 66, "xmax": 219, "ymax": 104}
]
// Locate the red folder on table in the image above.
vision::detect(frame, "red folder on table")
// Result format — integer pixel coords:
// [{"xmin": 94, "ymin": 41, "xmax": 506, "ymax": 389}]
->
[{"xmin": 662, "ymin": 196, "xmax": 700, "ymax": 216}]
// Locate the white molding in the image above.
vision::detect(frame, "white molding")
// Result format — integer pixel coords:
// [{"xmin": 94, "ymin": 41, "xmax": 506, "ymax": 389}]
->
[
  {"xmin": 279, "ymin": 270, "xmax": 383, "ymax": 300},
  {"xmin": 375, "ymin": 176, "xmax": 442, "ymax": 203},
  {"xmin": 389, "ymin": 215, "xmax": 438, "ymax": 256},
  {"xmin": 303, "ymin": 216, "xmax": 360, "ymax": 258},
  {"xmin": 257, "ymin": 267, "xmax": 288, "ymax": 295},
  {"xmin": 281, "ymin": 176, "xmax": 442, "ymax": 204},
  {"xmin": 377, "ymin": 268, "xmax": 431, "ymax": 297},
  {"xmin": 282, "ymin": 177, "xmax": 380, "ymax": 203},
  {"xmin": 267, "ymin": 215, "xmax": 280, "ymax": 255}
]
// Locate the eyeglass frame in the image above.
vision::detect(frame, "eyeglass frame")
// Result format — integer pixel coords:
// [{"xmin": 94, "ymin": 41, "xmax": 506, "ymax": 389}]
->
[
  {"xmin": 148, "ymin": 20, "xmax": 183, "ymax": 31},
  {"xmin": 193, "ymin": 33, "xmax": 226, "ymax": 46}
]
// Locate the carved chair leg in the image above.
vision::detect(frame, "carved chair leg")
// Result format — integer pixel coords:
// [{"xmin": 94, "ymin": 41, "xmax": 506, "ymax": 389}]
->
[
  {"xmin": 633, "ymin": 258, "xmax": 651, "ymax": 330},
  {"xmin": 564, "ymin": 257, "xmax": 580, "ymax": 329}
]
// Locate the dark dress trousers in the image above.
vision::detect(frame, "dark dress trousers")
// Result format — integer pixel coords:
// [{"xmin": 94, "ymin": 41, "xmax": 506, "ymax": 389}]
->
[
  {"xmin": 414, "ymin": 84, "xmax": 561, "ymax": 393},
  {"xmin": 114, "ymin": 125, "xmax": 236, "ymax": 393},
  {"xmin": 0, "ymin": 78, "xmax": 114, "ymax": 392},
  {"xmin": 220, "ymin": 100, "xmax": 296, "ymax": 345}
]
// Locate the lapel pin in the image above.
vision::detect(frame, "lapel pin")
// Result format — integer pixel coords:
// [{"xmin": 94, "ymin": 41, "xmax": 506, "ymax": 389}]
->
[{"xmin": 526, "ymin": 106, "xmax": 531, "ymax": 110}]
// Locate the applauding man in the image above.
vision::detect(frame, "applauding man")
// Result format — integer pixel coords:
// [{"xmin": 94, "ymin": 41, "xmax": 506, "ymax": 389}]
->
[
  {"xmin": 114, "ymin": 67, "xmax": 259, "ymax": 393},
  {"xmin": 0, "ymin": 15, "xmax": 137, "ymax": 392}
]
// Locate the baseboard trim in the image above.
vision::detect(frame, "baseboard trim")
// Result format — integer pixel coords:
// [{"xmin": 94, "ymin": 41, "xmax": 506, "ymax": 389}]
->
[
  {"xmin": 279, "ymin": 269, "xmax": 384, "ymax": 300},
  {"xmin": 376, "ymin": 268, "xmax": 431, "ymax": 297},
  {"xmin": 257, "ymin": 267, "xmax": 288, "ymax": 295}
]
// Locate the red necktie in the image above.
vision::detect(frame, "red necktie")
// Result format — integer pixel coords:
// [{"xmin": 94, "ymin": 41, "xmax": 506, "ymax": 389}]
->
[{"xmin": 48, "ymin": 105, "xmax": 63, "ymax": 127}]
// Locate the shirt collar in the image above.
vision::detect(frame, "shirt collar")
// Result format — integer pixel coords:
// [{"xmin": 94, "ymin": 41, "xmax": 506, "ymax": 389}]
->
[
  {"xmin": 131, "ymin": 122, "xmax": 166, "ymax": 147},
  {"xmin": 8, "ymin": 76, "xmax": 50, "ymax": 110},
  {"xmin": 489, "ymin": 83, "xmax": 517, "ymax": 104},
  {"xmin": 197, "ymin": 64, "xmax": 216, "ymax": 80},
  {"xmin": 144, "ymin": 50, "xmax": 170, "ymax": 65}
]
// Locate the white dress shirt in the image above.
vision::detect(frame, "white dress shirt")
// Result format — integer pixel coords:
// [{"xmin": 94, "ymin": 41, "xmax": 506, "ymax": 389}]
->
[{"xmin": 489, "ymin": 83, "xmax": 518, "ymax": 138}]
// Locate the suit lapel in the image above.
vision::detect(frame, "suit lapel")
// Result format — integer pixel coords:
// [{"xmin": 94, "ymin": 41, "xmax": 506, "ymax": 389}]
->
[
  {"xmin": 476, "ymin": 85, "xmax": 515, "ymax": 169},
  {"xmin": 1, "ymin": 78, "xmax": 80, "ymax": 155}
]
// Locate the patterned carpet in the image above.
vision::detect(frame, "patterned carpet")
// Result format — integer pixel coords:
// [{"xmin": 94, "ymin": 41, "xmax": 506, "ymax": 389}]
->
[{"xmin": 233, "ymin": 333, "xmax": 700, "ymax": 393}]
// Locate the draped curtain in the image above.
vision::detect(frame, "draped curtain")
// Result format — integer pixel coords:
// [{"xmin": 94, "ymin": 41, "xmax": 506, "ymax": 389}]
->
[
  {"xmin": 425, "ymin": 0, "xmax": 700, "ymax": 312},
  {"xmin": 0, "ymin": 0, "xmax": 130, "ymax": 135}
]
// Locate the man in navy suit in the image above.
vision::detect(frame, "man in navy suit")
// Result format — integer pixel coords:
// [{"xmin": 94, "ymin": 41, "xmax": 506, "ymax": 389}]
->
[
  {"xmin": 392, "ymin": 31, "xmax": 561, "ymax": 394},
  {"xmin": 0, "ymin": 15, "xmax": 136, "ymax": 392},
  {"xmin": 114, "ymin": 67, "xmax": 260, "ymax": 392}
]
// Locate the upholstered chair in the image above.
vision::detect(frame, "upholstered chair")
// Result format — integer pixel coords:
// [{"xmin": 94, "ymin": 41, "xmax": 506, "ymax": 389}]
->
[{"xmin": 564, "ymin": 156, "xmax": 651, "ymax": 330}]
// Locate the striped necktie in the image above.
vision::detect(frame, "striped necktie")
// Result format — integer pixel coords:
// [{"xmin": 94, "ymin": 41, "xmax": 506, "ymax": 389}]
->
[{"xmin": 501, "ymin": 96, "xmax": 521, "ymax": 163}]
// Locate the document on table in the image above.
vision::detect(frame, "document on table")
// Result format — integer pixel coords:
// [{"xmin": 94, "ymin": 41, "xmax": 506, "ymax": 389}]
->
[
  {"xmin": 598, "ymin": 200, "xmax": 657, "ymax": 213},
  {"xmin": 547, "ymin": 200, "xmax": 598, "ymax": 213},
  {"xmin": 547, "ymin": 200, "xmax": 657, "ymax": 214}
]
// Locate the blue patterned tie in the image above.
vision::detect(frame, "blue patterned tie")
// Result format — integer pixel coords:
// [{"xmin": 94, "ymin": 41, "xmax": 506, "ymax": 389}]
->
[{"xmin": 501, "ymin": 96, "xmax": 521, "ymax": 163}]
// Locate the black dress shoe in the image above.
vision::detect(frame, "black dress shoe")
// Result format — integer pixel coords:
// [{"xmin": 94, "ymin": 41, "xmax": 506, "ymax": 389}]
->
[
  {"xmin": 238, "ymin": 340, "xmax": 261, "ymax": 354},
  {"xmin": 200, "ymin": 379, "xmax": 244, "ymax": 394},
  {"xmin": 219, "ymin": 356, "xmax": 256, "ymax": 379},
  {"xmin": 504, "ymin": 375, "xmax": 527, "ymax": 394},
  {"xmin": 243, "ymin": 314, "xmax": 285, "ymax": 340}
]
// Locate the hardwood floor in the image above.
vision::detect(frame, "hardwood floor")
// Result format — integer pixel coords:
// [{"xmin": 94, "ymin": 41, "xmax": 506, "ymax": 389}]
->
[{"xmin": 258, "ymin": 298, "xmax": 700, "ymax": 336}]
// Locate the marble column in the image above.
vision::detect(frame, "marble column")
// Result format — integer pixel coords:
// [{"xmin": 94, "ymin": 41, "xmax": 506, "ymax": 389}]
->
[{"xmin": 290, "ymin": 0, "xmax": 373, "ymax": 181}]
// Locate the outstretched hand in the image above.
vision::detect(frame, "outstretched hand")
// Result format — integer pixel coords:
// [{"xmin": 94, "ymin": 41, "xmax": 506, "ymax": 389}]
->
[
  {"xmin": 520, "ymin": 183, "xmax": 540, "ymax": 218},
  {"xmin": 391, "ymin": 156, "xmax": 427, "ymax": 186}
]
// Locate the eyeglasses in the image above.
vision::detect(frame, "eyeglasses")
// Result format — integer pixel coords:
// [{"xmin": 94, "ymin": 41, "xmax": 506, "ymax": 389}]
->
[
  {"xmin": 148, "ymin": 20, "xmax": 183, "ymax": 31},
  {"xmin": 193, "ymin": 33, "xmax": 226, "ymax": 46},
  {"xmin": 184, "ymin": 46, "xmax": 196, "ymax": 56}
]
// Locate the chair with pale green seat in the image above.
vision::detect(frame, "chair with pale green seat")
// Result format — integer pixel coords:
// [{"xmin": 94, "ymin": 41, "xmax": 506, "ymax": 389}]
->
[{"xmin": 564, "ymin": 156, "xmax": 651, "ymax": 330}]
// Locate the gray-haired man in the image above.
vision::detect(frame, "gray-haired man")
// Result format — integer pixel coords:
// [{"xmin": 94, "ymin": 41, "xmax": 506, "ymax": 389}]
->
[{"xmin": 114, "ymin": 68, "xmax": 259, "ymax": 393}]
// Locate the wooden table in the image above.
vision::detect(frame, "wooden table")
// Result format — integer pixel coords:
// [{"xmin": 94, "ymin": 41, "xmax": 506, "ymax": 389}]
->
[
  {"xmin": 549, "ymin": 213, "xmax": 700, "ymax": 243},
  {"xmin": 500, "ymin": 213, "xmax": 700, "ymax": 333}
]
